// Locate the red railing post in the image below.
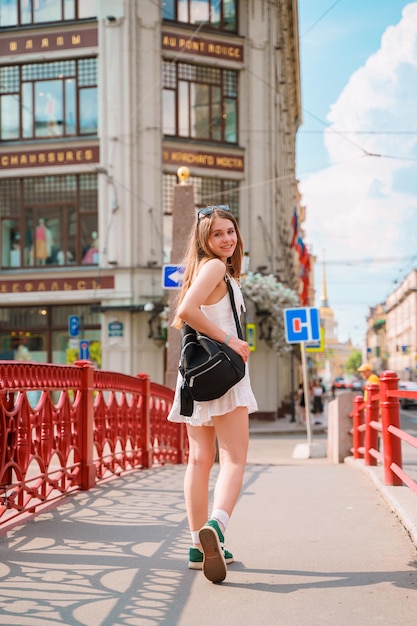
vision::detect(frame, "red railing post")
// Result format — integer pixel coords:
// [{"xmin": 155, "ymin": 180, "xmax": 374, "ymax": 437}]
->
[
  {"xmin": 364, "ymin": 383, "xmax": 379, "ymax": 466},
  {"xmin": 74, "ymin": 360, "xmax": 96, "ymax": 490},
  {"xmin": 138, "ymin": 373, "xmax": 153, "ymax": 468},
  {"xmin": 380, "ymin": 370, "xmax": 403, "ymax": 486},
  {"xmin": 1, "ymin": 391, "xmax": 15, "ymax": 486},
  {"xmin": 352, "ymin": 395, "xmax": 364, "ymax": 459}
]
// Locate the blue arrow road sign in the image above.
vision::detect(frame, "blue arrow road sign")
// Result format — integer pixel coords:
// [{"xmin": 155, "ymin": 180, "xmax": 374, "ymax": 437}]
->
[
  {"xmin": 284, "ymin": 307, "xmax": 320, "ymax": 344},
  {"xmin": 162, "ymin": 264, "xmax": 185, "ymax": 289},
  {"xmin": 68, "ymin": 315, "xmax": 80, "ymax": 337}
]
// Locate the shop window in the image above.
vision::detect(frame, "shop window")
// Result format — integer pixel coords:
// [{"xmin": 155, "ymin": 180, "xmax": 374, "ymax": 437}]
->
[
  {"xmin": 162, "ymin": 172, "xmax": 239, "ymax": 216},
  {"xmin": 162, "ymin": 172, "xmax": 239, "ymax": 262},
  {"xmin": 2, "ymin": 218, "xmax": 20, "ymax": 267},
  {"xmin": 0, "ymin": 174, "xmax": 98, "ymax": 268},
  {"xmin": 0, "ymin": 332, "xmax": 46, "ymax": 362},
  {"xmin": 61, "ymin": 331, "xmax": 101, "ymax": 366},
  {"xmin": 0, "ymin": 0, "xmax": 96, "ymax": 27},
  {"xmin": 0, "ymin": 58, "xmax": 97, "ymax": 141},
  {"xmin": 163, "ymin": 61, "xmax": 238, "ymax": 144},
  {"xmin": 0, "ymin": 303, "xmax": 101, "ymax": 366},
  {"xmin": 162, "ymin": 0, "xmax": 237, "ymax": 32}
]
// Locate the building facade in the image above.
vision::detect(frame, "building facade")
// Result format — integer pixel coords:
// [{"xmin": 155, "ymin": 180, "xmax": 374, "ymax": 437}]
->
[
  {"xmin": 0, "ymin": 0, "xmax": 302, "ymax": 416},
  {"xmin": 365, "ymin": 303, "xmax": 387, "ymax": 374},
  {"xmin": 384, "ymin": 270, "xmax": 417, "ymax": 381}
]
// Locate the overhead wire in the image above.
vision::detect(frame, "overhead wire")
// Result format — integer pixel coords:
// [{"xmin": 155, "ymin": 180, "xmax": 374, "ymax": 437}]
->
[
  {"xmin": 301, "ymin": 0, "xmax": 345, "ymax": 38},
  {"xmin": 300, "ymin": 130, "xmax": 417, "ymax": 136},
  {"xmin": 301, "ymin": 108, "xmax": 417, "ymax": 164},
  {"xmin": 315, "ymin": 256, "xmax": 413, "ymax": 266}
]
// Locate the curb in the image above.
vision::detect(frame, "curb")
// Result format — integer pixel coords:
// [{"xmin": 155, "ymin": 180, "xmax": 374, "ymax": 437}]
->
[
  {"xmin": 249, "ymin": 422, "xmax": 327, "ymax": 436},
  {"xmin": 345, "ymin": 456, "xmax": 417, "ymax": 548}
]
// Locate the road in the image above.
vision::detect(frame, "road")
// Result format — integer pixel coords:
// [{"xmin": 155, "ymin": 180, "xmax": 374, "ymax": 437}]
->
[{"xmin": 400, "ymin": 407, "xmax": 417, "ymax": 483}]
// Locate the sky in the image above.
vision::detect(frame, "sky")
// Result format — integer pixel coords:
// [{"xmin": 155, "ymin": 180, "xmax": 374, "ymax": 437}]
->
[{"xmin": 296, "ymin": 0, "xmax": 417, "ymax": 349}]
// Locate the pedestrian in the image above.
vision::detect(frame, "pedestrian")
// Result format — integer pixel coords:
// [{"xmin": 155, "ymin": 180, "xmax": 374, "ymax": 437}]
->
[
  {"xmin": 167, "ymin": 204, "xmax": 258, "ymax": 584},
  {"xmin": 312, "ymin": 378, "xmax": 324, "ymax": 424},
  {"xmin": 296, "ymin": 382, "xmax": 306, "ymax": 425},
  {"xmin": 357, "ymin": 362, "xmax": 379, "ymax": 400}
]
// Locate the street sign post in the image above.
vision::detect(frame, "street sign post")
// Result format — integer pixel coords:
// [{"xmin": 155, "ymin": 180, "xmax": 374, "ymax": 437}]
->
[
  {"xmin": 162, "ymin": 265, "xmax": 185, "ymax": 289},
  {"xmin": 284, "ymin": 307, "xmax": 320, "ymax": 343},
  {"xmin": 108, "ymin": 321, "xmax": 124, "ymax": 338},
  {"xmin": 79, "ymin": 339, "xmax": 90, "ymax": 360},
  {"xmin": 246, "ymin": 323, "xmax": 256, "ymax": 352},
  {"xmin": 283, "ymin": 307, "xmax": 325, "ymax": 459},
  {"xmin": 306, "ymin": 327, "xmax": 325, "ymax": 353},
  {"xmin": 68, "ymin": 315, "xmax": 80, "ymax": 337}
]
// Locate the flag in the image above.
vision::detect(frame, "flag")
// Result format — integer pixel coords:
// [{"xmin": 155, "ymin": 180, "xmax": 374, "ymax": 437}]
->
[
  {"xmin": 300, "ymin": 264, "xmax": 309, "ymax": 305},
  {"xmin": 301, "ymin": 282, "xmax": 309, "ymax": 305},
  {"xmin": 290, "ymin": 208, "xmax": 298, "ymax": 248},
  {"xmin": 295, "ymin": 237, "xmax": 310, "ymax": 268},
  {"xmin": 295, "ymin": 235, "xmax": 305, "ymax": 261}
]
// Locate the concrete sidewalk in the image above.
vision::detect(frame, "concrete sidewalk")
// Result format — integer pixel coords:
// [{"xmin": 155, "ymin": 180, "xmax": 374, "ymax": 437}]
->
[
  {"xmin": 251, "ymin": 414, "xmax": 417, "ymax": 547},
  {"xmin": 0, "ymin": 427, "xmax": 416, "ymax": 625}
]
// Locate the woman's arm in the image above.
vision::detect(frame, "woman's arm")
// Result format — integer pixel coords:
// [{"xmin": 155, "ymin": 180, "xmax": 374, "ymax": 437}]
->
[{"xmin": 177, "ymin": 258, "xmax": 250, "ymax": 362}]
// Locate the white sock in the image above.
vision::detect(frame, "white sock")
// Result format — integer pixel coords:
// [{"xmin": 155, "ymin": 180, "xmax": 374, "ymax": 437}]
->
[
  {"xmin": 191, "ymin": 531, "xmax": 200, "ymax": 546},
  {"xmin": 211, "ymin": 508, "xmax": 229, "ymax": 532}
]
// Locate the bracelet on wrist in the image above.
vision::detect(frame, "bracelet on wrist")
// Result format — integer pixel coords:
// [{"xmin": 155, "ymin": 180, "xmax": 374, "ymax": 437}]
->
[{"xmin": 224, "ymin": 333, "xmax": 231, "ymax": 345}]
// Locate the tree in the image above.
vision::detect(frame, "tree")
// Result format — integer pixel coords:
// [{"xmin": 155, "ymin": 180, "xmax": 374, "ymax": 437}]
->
[{"xmin": 345, "ymin": 349, "xmax": 363, "ymax": 375}]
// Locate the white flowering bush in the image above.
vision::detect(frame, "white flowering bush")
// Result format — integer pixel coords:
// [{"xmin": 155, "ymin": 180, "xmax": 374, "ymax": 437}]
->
[{"xmin": 241, "ymin": 272, "xmax": 299, "ymax": 353}]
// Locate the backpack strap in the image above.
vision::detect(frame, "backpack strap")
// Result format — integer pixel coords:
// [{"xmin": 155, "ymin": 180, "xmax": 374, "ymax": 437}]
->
[{"xmin": 225, "ymin": 275, "xmax": 243, "ymax": 340}]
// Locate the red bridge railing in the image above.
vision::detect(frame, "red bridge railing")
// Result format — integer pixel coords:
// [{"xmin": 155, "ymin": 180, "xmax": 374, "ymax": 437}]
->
[
  {"xmin": 350, "ymin": 370, "xmax": 417, "ymax": 493},
  {"xmin": 0, "ymin": 360, "xmax": 186, "ymax": 529}
]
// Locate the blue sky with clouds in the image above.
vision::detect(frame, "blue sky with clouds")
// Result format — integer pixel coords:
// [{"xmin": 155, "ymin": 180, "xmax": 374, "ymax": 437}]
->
[{"xmin": 296, "ymin": 0, "xmax": 417, "ymax": 347}]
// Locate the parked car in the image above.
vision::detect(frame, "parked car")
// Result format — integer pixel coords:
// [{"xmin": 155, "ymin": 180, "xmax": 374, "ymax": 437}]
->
[
  {"xmin": 334, "ymin": 377, "xmax": 346, "ymax": 389},
  {"xmin": 398, "ymin": 380, "xmax": 417, "ymax": 409},
  {"xmin": 350, "ymin": 379, "xmax": 364, "ymax": 392}
]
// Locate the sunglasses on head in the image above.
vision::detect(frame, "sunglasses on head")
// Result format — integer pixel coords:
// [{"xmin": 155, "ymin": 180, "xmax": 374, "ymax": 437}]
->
[{"xmin": 197, "ymin": 205, "xmax": 230, "ymax": 222}]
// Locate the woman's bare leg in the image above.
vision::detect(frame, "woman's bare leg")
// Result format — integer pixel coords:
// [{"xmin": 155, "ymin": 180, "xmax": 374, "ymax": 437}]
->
[
  {"xmin": 184, "ymin": 424, "xmax": 216, "ymax": 543},
  {"xmin": 212, "ymin": 406, "xmax": 249, "ymax": 519}
]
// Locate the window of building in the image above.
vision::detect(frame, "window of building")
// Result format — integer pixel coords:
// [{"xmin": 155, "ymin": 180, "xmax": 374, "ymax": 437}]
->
[
  {"xmin": 163, "ymin": 172, "xmax": 239, "ymax": 215},
  {"xmin": 0, "ymin": 58, "xmax": 97, "ymax": 141},
  {"xmin": 0, "ymin": 303, "xmax": 101, "ymax": 366},
  {"xmin": 162, "ymin": 0, "xmax": 237, "ymax": 32},
  {"xmin": 162, "ymin": 172, "xmax": 239, "ymax": 261},
  {"xmin": 0, "ymin": 174, "xmax": 98, "ymax": 269},
  {"xmin": 163, "ymin": 61, "xmax": 237, "ymax": 143},
  {"xmin": 0, "ymin": 0, "xmax": 96, "ymax": 27}
]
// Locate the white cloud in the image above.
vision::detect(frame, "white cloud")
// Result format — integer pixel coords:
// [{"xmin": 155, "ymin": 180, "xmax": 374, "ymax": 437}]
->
[{"xmin": 299, "ymin": 3, "xmax": 417, "ymax": 341}]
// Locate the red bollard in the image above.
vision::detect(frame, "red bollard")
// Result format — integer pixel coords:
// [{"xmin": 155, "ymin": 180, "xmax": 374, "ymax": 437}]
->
[
  {"xmin": 379, "ymin": 370, "xmax": 403, "ymax": 486},
  {"xmin": 352, "ymin": 395, "xmax": 364, "ymax": 459},
  {"xmin": 364, "ymin": 383, "xmax": 379, "ymax": 466}
]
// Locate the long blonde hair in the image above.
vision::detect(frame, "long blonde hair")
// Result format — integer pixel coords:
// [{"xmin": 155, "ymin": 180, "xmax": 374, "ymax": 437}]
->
[{"xmin": 172, "ymin": 207, "xmax": 244, "ymax": 329}]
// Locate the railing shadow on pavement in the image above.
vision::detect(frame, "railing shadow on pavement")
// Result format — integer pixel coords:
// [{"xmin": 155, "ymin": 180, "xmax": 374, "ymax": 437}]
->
[
  {"xmin": 0, "ymin": 360, "xmax": 187, "ymax": 531},
  {"xmin": 0, "ymin": 463, "xmax": 415, "ymax": 625}
]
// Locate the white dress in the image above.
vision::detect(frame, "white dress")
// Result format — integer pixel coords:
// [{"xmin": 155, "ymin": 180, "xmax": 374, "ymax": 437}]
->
[{"xmin": 167, "ymin": 277, "xmax": 258, "ymax": 426}]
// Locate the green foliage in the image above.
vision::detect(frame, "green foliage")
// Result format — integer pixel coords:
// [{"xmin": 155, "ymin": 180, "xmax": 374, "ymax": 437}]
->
[{"xmin": 345, "ymin": 349, "xmax": 363, "ymax": 375}]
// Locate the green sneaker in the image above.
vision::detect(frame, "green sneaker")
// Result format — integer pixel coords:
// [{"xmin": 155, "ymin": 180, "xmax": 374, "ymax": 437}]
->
[
  {"xmin": 198, "ymin": 519, "xmax": 227, "ymax": 583},
  {"xmin": 188, "ymin": 546, "xmax": 234, "ymax": 570}
]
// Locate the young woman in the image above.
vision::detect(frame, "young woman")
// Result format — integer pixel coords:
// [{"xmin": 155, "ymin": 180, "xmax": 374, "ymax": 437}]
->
[{"xmin": 167, "ymin": 205, "xmax": 258, "ymax": 583}]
